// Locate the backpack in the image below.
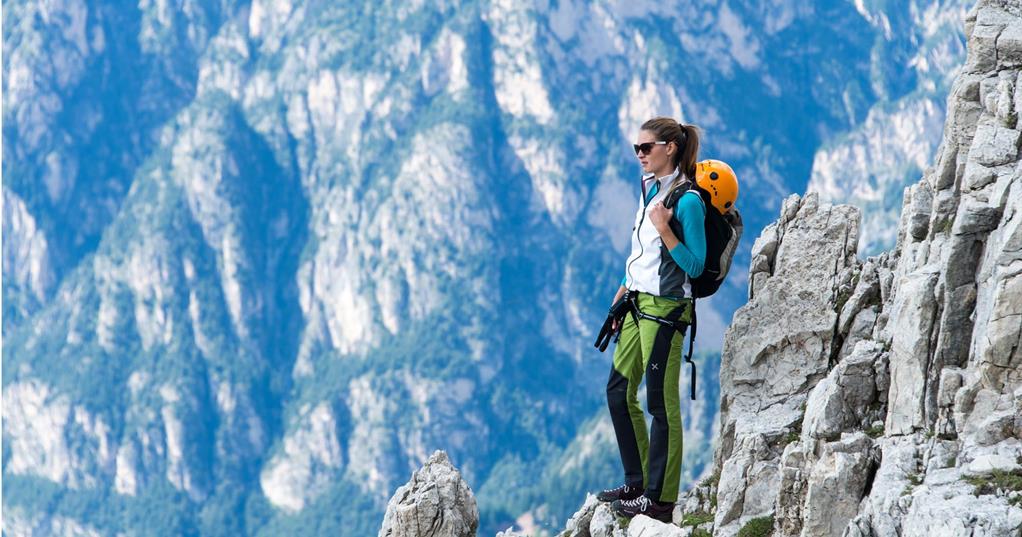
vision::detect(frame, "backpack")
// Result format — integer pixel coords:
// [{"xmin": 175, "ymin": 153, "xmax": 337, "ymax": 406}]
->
[
  {"xmin": 664, "ymin": 185, "xmax": 743, "ymax": 399},
  {"xmin": 664, "ymin": 186, "xmax": 743, "ymax": 298}
]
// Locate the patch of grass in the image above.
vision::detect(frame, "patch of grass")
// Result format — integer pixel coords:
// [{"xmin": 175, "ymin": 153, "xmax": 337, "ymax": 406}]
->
[
  {"xmin": 946, "ymin": 456, "xmax": 957, "ymax": 468},
  {"xmin": 865, "ymin": 424, "xmax": 885, "ymax": 438},
  {"xmin": 781, "ymin": 413, "xmax": 805, "ymax": 447},
  {"xmin": 902, "ymin": 472, "xmax": 923, "ymax": 496},
  {"xmin": 940, "ymin": 216, "xmax": 955, "ymax": 234},
  {"xmin": 681, "ymin": 511, "xmax": 714, "ymax": 527},
  {"xmin": 692, "ymin": 528, "xmax": 713, "ymax": 537},
  {"xmin": 701, "ymin": 471, "xmax": 720, "ymax": 510},
  {"xmin": 835, "ymin": 287, "xmax": 854, "ymax": 312},
  {"xmin": 736, "ymin": 515, "xmax": 774, "ymax": 537},
  {"xmin": 702, "ymin": 471, "xmax": 720, "ymax": 488},
  {"xmin": 962, "ymin": 469, "xmax": 1022, "ymax": 497}
]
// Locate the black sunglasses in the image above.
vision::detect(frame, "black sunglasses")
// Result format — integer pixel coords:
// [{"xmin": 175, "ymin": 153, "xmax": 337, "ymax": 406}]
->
[{"xmin": 633, "ymin": 141, "xmax": 668, "ymax": 155}]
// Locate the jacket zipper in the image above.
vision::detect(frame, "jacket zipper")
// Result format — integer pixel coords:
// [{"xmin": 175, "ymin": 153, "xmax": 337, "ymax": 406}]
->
[{"xmin": 625, "ymin": 180, "xmax": 658, "ymax": 287}]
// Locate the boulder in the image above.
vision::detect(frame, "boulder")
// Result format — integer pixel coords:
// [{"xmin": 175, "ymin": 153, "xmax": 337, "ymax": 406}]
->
[
  {"xmin": 885, "ymin": 270, "xmax": 940, "ymax": 435},
  {"xmin": 803, "ymin": 342, "xmax": 884, "ymax": 440},
  {"xmin": 969, "ymin": 122, "xmax": 1021, "ymax": 167},
  {"xmin": 800, "ymin": 433, "xmax": 874, "ymax": 537},
  {"xmin": 625, "ymin": 516, "xmax": 685, "ymax": 536},
  {"xmin": 378, "ymin": 451, "xmax": 478, "ymax": 537},
  {"xmin": 589, "ymin": 503, "xmax": 627, "ymax": 537},
  {"xmin": 561, "ymin": 493, "xmax": 599, "ymax": 537}
]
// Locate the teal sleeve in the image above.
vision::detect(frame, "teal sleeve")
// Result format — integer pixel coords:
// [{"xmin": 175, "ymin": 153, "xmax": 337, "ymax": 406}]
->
[
  {"xmin": 621, "ymin": 275, "xmax": 627, "ymax": 287},
  {"xmin": 669, "ymin": 192, "xmax": 706, "ymax": 278}
]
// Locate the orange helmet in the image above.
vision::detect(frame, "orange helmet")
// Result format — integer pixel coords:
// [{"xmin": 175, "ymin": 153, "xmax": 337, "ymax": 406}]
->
[{"xmin": 695, "ymin": 159, "xmax": 738, "ymax": 214}]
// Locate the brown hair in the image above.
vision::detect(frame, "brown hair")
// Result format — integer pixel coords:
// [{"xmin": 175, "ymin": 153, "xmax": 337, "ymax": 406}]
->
[{"xmin": 640, "ymin": 117, "xmax": 700, "ymax": 190}]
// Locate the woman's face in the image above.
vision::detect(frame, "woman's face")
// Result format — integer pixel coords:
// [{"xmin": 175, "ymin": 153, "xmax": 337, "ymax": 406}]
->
[{"xmin": 635, "ymin": 129, "xmax": 674, "ymax": 176}]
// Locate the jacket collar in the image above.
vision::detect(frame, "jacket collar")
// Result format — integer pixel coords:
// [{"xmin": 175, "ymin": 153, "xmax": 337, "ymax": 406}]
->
[
  {"xmin": 658, "ymin": 167, "xmax": 681, "ymax": 191},
  {"xmin": 644, "ymin": 167, "xmax": 681, "ymax": 189},
  {"xmin": 642, "ymin": 167, "xmax": 683, "ymax": 204}
]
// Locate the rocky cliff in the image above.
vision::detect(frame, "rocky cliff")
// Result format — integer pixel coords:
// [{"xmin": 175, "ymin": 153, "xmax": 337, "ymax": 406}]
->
[
  {"xmin": 668, "ymin": 1, "xmax": 1022, "ymax": 535},
  {"xmin": 381, "ymin": 1, "xmax": 1021, "ymax": 535},
  {"xmin": 707, "ymin": 1, "xmax": 1021, "ymax": 535}
]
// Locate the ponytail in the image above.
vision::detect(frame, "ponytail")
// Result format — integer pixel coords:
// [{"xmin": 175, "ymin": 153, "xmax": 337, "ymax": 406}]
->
[
  {"xmin": 675, "ymin": 123, "xmax": 700, "ymax": 180},
  {"xmin": 640, "ymin": 117, "xmax": 701, "ymax": 194}
]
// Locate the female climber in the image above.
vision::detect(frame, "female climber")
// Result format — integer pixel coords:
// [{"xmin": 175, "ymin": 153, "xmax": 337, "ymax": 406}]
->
[{"xmin": 597, "ymin": 116, "xmax": 706, "ymax": 522}]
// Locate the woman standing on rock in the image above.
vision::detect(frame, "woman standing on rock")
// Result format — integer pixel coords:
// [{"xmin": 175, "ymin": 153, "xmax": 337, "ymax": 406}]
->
[{"xmin": 597, "ymin": 117, "xmax": 706, "ymax": 522}]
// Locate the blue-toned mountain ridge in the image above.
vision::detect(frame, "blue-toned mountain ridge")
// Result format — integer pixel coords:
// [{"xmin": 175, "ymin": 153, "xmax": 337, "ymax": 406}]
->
[{"xmin": 2, "ymin": 0, "xmax": 967, "ymax": 535}]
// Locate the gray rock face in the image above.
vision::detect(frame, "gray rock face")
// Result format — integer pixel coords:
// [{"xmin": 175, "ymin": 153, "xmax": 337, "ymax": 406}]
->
[
  {"xmin": 803, "ymin": 342, "xmax": 886, "ymax": 441},
  {"xmin": 588, "ymin": 503, "xmax": 626, "ymax": 537},
  {"xmin": 800, "ymin": 433, "xmax": 875, "ymax": 537},
  {"xmin": 682, "ymin": 1, "xmax": 1022, "ymax": 536},
  {"xmin": 713, "ymin": 192, "xmax": 862, "ymax": 536},
  {"xmin": 378, "ymin": 451, "xmax": 478, "ymax": 537},
  {"xmin": 561, "ymin": 493, "xmax": 599, "ymax": 537}
]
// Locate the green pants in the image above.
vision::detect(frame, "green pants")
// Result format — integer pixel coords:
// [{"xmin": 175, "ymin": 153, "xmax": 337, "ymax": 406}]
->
[{"xmin": 605, "ymin": 292, "xmax": 692, "ymax": 503}]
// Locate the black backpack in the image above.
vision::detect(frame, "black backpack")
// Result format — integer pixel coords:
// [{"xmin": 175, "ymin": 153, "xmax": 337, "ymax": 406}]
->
[
  {"xmin": 665, "ymin": 186, "xmax": 743, "ymax": 298},
  {"xmin": 664, "ymin": 185, "xmax": 743, "ymax": 399}
]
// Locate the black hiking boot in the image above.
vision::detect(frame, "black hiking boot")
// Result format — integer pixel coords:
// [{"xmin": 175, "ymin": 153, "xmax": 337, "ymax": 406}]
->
[
  {"xmin": 596, "ymin": 483, "xmax": 643, "ymax": 503},
  {"xmin": 611, "ymin": 494, "xmax": 675, "ymax": 523}
]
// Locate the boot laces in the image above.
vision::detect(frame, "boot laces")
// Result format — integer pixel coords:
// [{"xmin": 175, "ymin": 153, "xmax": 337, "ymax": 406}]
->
[
  {"xmin": 604, "ymin": 483, "xmax": 632, "ymax": 494},
  {"xmin": 622, "ymin": 495, "xmax": 652, "ymax": 511}
]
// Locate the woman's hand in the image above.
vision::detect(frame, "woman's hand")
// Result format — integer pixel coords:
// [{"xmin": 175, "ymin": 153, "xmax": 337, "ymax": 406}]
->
[
  {"xmin": 648, "ymin": 200, "xmax": 672, "ymax": 232},
  {"xmin": 648, "ymin": 201, "xmax": 682, "ymax": 250},
  {"xmin": 611, "ymin": 285, "xmax": 628, "ymax": 331}
]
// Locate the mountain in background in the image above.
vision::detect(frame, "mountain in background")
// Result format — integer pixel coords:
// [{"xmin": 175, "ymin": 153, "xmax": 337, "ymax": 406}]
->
[{"xmin": 2, "ymin": 0, "xmax": 968, "ymax": 535}]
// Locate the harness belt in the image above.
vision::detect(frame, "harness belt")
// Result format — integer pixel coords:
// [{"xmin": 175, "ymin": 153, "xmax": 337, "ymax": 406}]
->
[{"xmin": 594, "ymin": 291, "xmax": 699, "ymax": 400}]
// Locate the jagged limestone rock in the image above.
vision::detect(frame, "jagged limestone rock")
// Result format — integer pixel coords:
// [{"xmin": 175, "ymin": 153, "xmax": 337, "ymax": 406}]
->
[
  {"xmin": 569, "ymin": 503, "xmax": 688, "ymax": 537},
  {"xmin": 588, "ymin": 503, "xmax": 627, "ymax": 537},
  {"xmin": 800, "ymin": 433, "xmax": 874, "ymax": 537},
  {"xmin": 560, "ymin": 493, "xmax": 599, "ymax": 537},
  {"xmin": 907, "ymin": 182, "xmax": 935, "ymax": 240},
  {"xmin": 885, "ymin": 269, "xmax": 940, "ymax": 436},
  {"xmin": 803, "ymin": 342, "xmax": 886, "ymax": 441},
  {"xmin": 378, "ymin": 451, "xmax": 478, "ymax": 537},
  {"xmin": 998, "ymin": 21, "xmax": 1022, "ymax": 66},
  {"xmin": 966, "ymin": 452, "xmax": 1022, "ymax": 473},
  {"xmin": 699, "ymin": 3, "xmax": 1022, "ymax": 536},
  {"xmin": 624, "ymin": 516, "xmax": 685, "ymax": 536},
  {"xmin": 774, "ymin": 442, "xmax": 809, "ymax": 537},
  {"xmin": 714, "ymin": 192, "xmax": 861, "ymax": 536}
]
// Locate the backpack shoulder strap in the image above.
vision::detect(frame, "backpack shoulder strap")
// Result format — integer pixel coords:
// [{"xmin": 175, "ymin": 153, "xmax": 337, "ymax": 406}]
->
[
  {"xmin": 662, "ymin": 184, "xmax": 684, "ymax": 209},
  {"xmin": 685, "ymin": 300, "xmax": 698, "ymax": 400}
]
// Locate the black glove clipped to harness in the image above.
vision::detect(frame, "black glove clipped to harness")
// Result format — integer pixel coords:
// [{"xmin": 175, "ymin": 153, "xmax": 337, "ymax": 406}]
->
[{"xmin": 594, "ymin": 293, "xmax": 634, "ymax": 352}]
